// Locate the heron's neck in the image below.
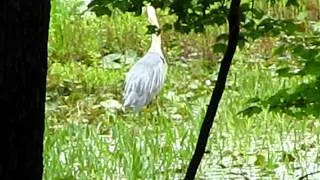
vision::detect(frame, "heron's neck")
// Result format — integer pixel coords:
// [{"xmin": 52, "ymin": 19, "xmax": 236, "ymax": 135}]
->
[{"xmin": 149, "ymin": 34, "xmax": 162, "ymax": 54}]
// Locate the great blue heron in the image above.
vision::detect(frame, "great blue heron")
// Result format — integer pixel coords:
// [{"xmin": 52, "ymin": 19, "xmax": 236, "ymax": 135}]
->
[{"xmin": 123, "ymin": 5, "xmax": 167, "ymax": 112}]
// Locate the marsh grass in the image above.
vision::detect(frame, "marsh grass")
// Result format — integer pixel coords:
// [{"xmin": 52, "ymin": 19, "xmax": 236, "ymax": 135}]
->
[{"xmin": 44, "ymin": 0, "xmax": 320, "ymax": 179}]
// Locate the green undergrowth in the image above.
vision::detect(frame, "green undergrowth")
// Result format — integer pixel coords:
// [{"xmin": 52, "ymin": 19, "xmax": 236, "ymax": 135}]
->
[
  {"xmin": 44, "ymin": 55, "xmax": 320, "ymax": 179},
  {"xmin": 44, "ymin": 0, "xmax": 320, "ymax": 179}
]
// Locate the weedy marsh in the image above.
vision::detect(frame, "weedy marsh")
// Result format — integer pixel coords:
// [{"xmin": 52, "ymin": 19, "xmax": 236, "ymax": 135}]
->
[{"xmin": 44, "ymin": 0, "xmax": 320, "ymax": 179}]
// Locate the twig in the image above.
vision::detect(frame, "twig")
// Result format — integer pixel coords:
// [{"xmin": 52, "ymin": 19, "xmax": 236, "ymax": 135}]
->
[{"xmin": 298, "ymin": 171, "xmax": 320, "ymax": 180}]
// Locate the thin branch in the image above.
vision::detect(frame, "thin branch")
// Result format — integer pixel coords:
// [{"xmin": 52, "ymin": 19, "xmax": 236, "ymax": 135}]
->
[
  {"xmin": 184, "ymin": 0, "xmax": 241, "ymax": 179},
  {"xmin": 298, "ymin": 171, "xmax": 320, "ymax": 180}
]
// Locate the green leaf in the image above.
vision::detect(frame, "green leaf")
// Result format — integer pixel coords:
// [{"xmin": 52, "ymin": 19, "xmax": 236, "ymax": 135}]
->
[
  {"xmin": 216, "ymin": 33, "xmax": 228, "ymax": 42},
  {"xmin": 301, "ymin": 60, "xmax": 320, "ymax": 76},
  {"xmin": 292, "ymin": 44, "xmax": 305, "ymax": 57},
  {"xmin": 286, "ymin": 0, "xmax": 299, "ymax": 7},
  {"xmin": 213, "ymin": 43, "xmax": 227, "ymax": 54},
  {"xmin": 276, "ymin": 67, "xmax": 292, "ymax": 77},
  {"xmin": 88, "ymin": 0, "xmax": 112, "ymax": 17},
  {"xmin": 240, "ymin": 3, "xmax": 251, "ymax": 12},
  {"xmin": 243, "ymin": 20, "xmax": 255, "ymax": 30},
  {"xmin": 282, "ymin": 152, "xmax": 295, "ymax": 162},
  {"xmin": 87, "ymin": 0, "xmax": 104, "ymax": 9},
  {"xmin": 246, "ymin": 97, "xmax": 261, "ymax": 104},
  {"xmin": 237, "ymin": 34, "xmax": 248, "ymax": 48},
  {"xmin": 212, "ymin": 14, "xmax": 226, "ymax": 26},
  {"xmin": 255, "ymin": 154, "xmax": 266, "ymax": 166},
  {"xmin": 162, "ymin": 23, "xmax": 173, "ymax": 32},
  {"xmin": 266, "ymin": 89, "xmax": 289, "ymax": 106},
  {"xmin": 238, "ymin": 106, "xmax": 262, "ymax": 117},
  {"xmin": 284, "ymin": 21, "xmax": 297, "ymax": 35},
  {"xmin": 297, "ymin": 12, "xmax": 308, "ymax": 20},
  {"xmin": 146, "ymin": 25, "xmax": 161, "ymax": 35},
  {"xmin": 252, "ymin": 9, "xmax": 264, "ymax": 19},
  {"xmin": 272, "ymin": 45, "xmax": 286, "ymax": 56}
]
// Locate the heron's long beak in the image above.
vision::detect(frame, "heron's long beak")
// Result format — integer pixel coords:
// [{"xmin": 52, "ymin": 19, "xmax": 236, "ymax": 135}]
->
[{"xmin": 146, "ymin": 5, "xmax": 159, "ymax": 28}]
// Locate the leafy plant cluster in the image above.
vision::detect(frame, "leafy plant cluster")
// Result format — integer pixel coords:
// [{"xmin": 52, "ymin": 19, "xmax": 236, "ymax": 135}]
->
[
  {"xmin": 88, "ymin": 0, "xmax": 320, "ymax": 119},
  {"xmin": 242, "ymin": 22, "xmax": 320, "ymax": 118}
]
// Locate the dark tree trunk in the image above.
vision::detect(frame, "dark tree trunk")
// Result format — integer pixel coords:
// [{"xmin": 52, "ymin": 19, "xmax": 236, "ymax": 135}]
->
[
  {"xmin": 0, "ymin": 1, "xmax": 50, "ymax": 179},
  {"xmin": 184, "ymin": 0, "xmax": 240, "ymax": 179}
]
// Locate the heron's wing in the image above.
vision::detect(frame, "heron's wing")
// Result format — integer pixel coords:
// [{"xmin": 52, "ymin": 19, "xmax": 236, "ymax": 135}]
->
[{"xmin": 124, "ymin": 52, "xmax": 166, "ymax": 109}]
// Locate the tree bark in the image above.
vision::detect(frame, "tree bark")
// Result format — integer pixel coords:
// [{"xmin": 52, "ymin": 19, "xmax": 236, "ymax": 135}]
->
[{"xmin": 0, "ymin": 1, "xmax": 50, "ymax": 179}]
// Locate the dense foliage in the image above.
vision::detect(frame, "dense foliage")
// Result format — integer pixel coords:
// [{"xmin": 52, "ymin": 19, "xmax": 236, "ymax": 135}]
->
[{"xmin": 88, "ymin": 0, "xmax": 320, "ymax": 118}]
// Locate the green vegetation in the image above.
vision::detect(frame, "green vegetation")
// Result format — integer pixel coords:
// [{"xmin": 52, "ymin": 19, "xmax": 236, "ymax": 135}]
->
[{"xmin": 45, "ymin": 0, "xmax": 320, "ymax": 179}]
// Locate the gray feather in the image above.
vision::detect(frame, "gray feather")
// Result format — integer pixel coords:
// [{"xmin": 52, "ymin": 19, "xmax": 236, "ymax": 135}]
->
[{"xmin": 123, "ymin": 51, "xmax": 167, "ymax": 112}]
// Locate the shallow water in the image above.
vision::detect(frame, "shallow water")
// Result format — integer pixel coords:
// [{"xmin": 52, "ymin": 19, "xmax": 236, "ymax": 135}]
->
[{"xmin": 198, "ymin": 132, "xmax": 320, "ymax": 180}]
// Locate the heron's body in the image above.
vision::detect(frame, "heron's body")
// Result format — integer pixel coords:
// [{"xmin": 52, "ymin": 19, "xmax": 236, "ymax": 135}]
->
[
  {"xmin": 124, "ymin": 52, "xmax": 166, "ymax": 112},
  {"xmin": 123, "ymin": 5, "xmax": 167, "ymax": 112}
]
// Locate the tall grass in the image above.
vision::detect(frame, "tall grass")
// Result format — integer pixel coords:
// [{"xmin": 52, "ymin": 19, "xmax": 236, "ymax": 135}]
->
[{"xmin": 44, "ymin": 0, "xmax": 320, "ymax": 179}]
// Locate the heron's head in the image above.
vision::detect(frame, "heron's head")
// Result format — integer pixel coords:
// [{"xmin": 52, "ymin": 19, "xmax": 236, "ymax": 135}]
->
[{"xmin": 146, "ymin": 5, "xmax": 159, "ymax": 28}]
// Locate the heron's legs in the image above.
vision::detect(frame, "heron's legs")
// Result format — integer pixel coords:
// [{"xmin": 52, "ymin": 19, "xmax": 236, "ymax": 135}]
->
[
  {"xmin": 155, "ymin": 95, "xmax": 162, "ymax": 116},
  {"xmin": 142, "ymin": 96, "xmax": 163, "ymax": 119},
  {"xmin": 143, "ymin": 96, "xmax": 160, "ymax": 117}
]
